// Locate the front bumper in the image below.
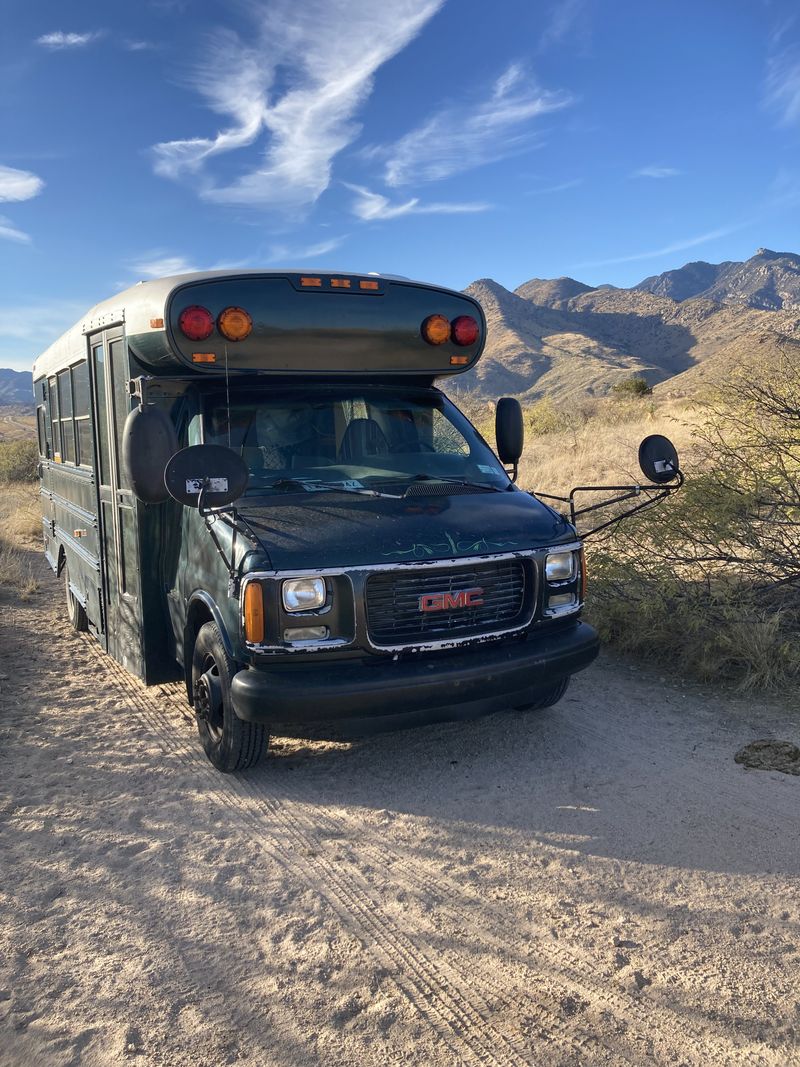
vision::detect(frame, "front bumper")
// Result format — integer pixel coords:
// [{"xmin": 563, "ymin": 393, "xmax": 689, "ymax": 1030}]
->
[{"xmin": 230, "ymin": 621, "xmax": 600, "ymax": 725}]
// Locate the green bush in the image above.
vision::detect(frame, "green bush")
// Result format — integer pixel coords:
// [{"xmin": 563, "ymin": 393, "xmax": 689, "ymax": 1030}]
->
[
  {"xmin": 0, "ymin": 439, "xmax": 39, "ymax": 483},
  {"xmin": 611, "ymin": 375, "xmax": 652, "ymax": 398}
]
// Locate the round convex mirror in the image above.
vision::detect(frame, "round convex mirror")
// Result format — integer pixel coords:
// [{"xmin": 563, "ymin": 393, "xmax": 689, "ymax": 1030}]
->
[
  {"xmin": 638, "ymin": 434, "xmax": 680, "ymax": 484},
  {"xmin": 164, "ymin": 445, "xmax": 249, "ymax": 508}
]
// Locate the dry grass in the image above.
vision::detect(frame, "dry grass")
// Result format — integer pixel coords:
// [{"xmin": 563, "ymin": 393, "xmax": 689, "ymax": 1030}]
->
[
  {"xmin": 0, "ymin": 481, "xmax": 41, "ymax": 598},
  {"xmin": 515, "ymin": 396, "xmax": 699, "ymax": 497}
]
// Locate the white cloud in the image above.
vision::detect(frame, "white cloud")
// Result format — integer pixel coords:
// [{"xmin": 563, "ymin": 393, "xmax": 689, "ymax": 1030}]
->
[
  {"xmin": 574, "ymin": 224, "xmax": 748, "ymax": 268},
  {"xmin": 0, "ymin": 165, "xmax": 45, "ymax": 202},
  {"xmin": 765, "ymin": 41, "xmax": 800, "ymax": 126},
  {"xmin": 527, "ymin": 178, "xmax": 582, "ymax": 195},
  {"xmin": 265, "ymin": 237, "xmax": 347, "ymax": 263},
  {"xmin": 129, "ymin": 254, "xmax": 198, "ymax": 278},
  {"xmin": 124, "ymin": 39, "xmax": 157, "ymax": 52},
  {"xmin": 151, "ymin": 0, "xmax": 444, "ymax": 210},
  {"xmin": 539, "ymin": 0, "xmax": 586, "ymax": 51},
  {"xmin": 345, "ymin": 184, "xmax": 490, "ymax": 221},
  {"xmin": 35, "ymin": 31, "xmax": 101, "ymax": 49},
  {"xmin": 0, "ymin": 216, "xmax": 31, "ymax": 243},
  {"xmin": 379, "ymin": 63, "xmax": 574, "ymax": 187},
  {"xmin": 0, "ymin": 300, "xmax": 88, "ymax": 343},
  {"xmin": 632, "ymin": 165, "xmax": 682, "ymax": 179}
]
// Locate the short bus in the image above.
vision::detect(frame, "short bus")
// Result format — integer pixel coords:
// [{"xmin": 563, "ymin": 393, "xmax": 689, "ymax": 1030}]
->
[{"xmin": 33, "ymin": 269, "xmax": 610, "ymax": 771}]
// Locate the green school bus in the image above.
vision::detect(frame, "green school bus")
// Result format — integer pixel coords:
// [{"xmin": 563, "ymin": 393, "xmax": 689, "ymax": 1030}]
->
[{"xmin": 33, "ymin": 269, "xmax": 680, "ymax": 772}]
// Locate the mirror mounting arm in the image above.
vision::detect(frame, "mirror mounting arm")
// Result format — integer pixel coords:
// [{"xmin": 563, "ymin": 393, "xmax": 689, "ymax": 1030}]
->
[{"xmin": 571, "ymin": 471, "xmax": 684, "ymax": 539}]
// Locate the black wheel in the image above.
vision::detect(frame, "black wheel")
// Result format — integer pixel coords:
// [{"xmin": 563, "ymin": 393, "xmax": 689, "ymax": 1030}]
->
[
  {"xmin": 513, "ymin": 677, "xmax": 570, "ymax": 711},
  {"xmin": 192, "ymin": 622, "xmax": 267, "ymax": 772},
  {"xmin": 64, "ymin": 567, "xmax": 88, "ymax": 632}
]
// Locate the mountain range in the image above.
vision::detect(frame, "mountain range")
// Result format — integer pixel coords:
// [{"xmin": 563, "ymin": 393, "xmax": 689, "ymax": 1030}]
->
[
  {"xmin": 2, "ymin": 249, "xmax": 799, "ymax": 410},
  {"xmin": 458, "ymin": 248, "xmax": 800, "ymax": 401}
]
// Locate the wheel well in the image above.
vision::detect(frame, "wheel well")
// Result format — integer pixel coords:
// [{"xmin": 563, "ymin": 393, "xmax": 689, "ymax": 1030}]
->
[{"xmin": 183, "ymin": 600, "xmax": 214, "ymax": 704}]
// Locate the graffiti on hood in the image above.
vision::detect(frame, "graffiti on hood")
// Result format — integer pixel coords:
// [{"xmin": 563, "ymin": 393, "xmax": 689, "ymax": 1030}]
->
[{"xmin": 382, "ymin": 531, "xmax": 521, "ymax": 559}]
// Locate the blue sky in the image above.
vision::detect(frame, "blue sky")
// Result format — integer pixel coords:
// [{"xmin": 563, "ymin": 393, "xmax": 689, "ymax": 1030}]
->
[{"xmin": 1, "ymin": 0, "xmax": 799, "ymax": 371}]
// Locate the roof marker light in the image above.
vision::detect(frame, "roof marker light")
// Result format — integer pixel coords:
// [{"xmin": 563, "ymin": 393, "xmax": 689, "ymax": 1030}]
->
[
  {"xmin": 300, "ymin": 276, "xmax": 322, "ymax": 287},
  {"xmin": 330, "ymin": 278, "xmax": 351, "ymax": 288},
  {"xmin": 421, "ymin": 314, "xmax": 451, "ymax": 345},
  {"xmin": 359, "ymin": 280, "xmax": 379, "ymax": 290}
]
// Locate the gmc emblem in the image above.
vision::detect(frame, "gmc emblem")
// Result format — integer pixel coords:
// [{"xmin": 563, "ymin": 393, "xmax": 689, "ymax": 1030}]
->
[{"xmin": 418, "ymin": 587, "xmax": 484, "ymax": 613}]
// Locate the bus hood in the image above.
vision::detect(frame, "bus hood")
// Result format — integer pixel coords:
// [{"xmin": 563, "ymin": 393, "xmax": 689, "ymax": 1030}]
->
[{"xmin": 237, "ymin": 489, "xmax": 573, "ymax": 571}]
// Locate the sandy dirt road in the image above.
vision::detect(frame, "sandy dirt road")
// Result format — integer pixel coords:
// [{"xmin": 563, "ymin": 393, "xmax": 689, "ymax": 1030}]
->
[{"xmin": 1, "ymin": 559, "xmax": 799, "ymax": 1067}]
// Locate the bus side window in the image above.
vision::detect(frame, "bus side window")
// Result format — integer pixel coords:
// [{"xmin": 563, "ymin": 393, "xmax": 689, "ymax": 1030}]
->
[
  {"xmin": 72, "ymin": 361, "xmax": 92, "ymax": 468},
  {"xmin": 57, "ymin": 369, "xmax": 75, "ymax": 464},
  {"xmin": 36, "ymin": 405, "xmax": 48, "ymax": 458},
  {"xmin": 48, "ymin": 376, "xmax": 61, "ymax": 461}
]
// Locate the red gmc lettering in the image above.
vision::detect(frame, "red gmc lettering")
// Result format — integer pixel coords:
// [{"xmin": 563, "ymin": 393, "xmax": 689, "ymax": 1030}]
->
[{"xmin": 418, "ymin": 587, "xmax": 484, "ymax": 613}]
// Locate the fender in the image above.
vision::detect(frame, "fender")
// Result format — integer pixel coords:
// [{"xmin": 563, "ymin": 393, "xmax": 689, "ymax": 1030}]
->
[{"xmin": 182, "ymin": 590, "xmax": 237, "ymax": 703}]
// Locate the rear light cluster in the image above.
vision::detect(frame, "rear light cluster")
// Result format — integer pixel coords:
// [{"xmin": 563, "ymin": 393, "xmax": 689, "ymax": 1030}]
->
[
  {"xmin": 178, "ymin": 305, "xmax": 253, "ymax": 342},
  {"xmin": 421, "ymin": 314, "xmax": 480, "ymax": 347}
]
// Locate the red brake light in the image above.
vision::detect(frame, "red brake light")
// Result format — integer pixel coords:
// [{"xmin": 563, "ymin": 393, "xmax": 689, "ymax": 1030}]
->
[
  {"xmin": 178, "ymin": 305, "xmax": 215, "ymax": 341},
  {"xmin": 421, "ymin": 314, "xmax": 451, "ymax": 345},
  {"xmin": 451, "ymin": 315, "xmax": 479, "ymax": 346}
]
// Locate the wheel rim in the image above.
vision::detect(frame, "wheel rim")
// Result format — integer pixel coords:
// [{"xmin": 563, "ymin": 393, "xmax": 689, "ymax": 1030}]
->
[{"xmin": 195, "ymin": 653, "xmax": 224, "ymax": 742}]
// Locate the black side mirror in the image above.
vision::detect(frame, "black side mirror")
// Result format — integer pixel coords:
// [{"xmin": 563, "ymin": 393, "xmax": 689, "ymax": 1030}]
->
[
  {"xmin": 123, "ymin": 405, "xmax": 180, "ymax": 503},
  {"xmin": 638, "ymin": 435, "xmax": 680, "ymax": 484},
  {"xmin": 164, "ymin": 445, "xmax": 249, "ymax": 509},
  {"xmin": 495, "ymin": 397, "xmax": 524, "ymax": 478}
]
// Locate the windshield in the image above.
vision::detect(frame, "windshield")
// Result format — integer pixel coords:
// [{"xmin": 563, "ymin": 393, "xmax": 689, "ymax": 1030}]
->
[{"xmin": 202, "ymin": 386, "xmax": 510, "ymax": 494}]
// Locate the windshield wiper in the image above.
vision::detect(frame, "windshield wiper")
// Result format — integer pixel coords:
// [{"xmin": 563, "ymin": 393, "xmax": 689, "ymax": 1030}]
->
[
  {"xmin": 408, "ymin": 474, "xmax": 509, "ymax": 493},
  {"xmin": 262, "ymin": 477, "xmax": 402, "ymax": 499}
]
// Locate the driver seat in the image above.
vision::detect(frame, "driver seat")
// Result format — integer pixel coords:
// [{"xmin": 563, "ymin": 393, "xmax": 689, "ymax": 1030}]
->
[{"xmin": 339, "ymin": 418, "xmax": 390, "ymax": 462}]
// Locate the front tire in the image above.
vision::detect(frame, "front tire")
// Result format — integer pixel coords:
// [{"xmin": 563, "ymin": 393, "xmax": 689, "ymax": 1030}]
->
[
  {"xmin": 192, "ymin": 622, "xmax": 267, "ymax": 772},
  {"xmin": 64, "ymin": 567, "xmax": 88, "ymax": 632}
]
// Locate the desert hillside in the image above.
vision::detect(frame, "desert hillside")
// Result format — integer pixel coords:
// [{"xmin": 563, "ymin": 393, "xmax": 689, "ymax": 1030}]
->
[{"xmin": 456, "ymin": 249, "xmax": 800, "ymax": 402}]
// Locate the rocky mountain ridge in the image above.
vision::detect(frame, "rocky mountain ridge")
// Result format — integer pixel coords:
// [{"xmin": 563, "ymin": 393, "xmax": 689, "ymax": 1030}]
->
[{"xmin": 459, "ymin": 256, "xmax": 800, "ymax": 401}]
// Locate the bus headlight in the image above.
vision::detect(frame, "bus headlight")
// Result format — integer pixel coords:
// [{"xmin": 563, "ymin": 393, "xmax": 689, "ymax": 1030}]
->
[
  {"xmin": 282, "ymin": 577, "xmax": 326, "ymax": 612},
  {"xmin": 545, "ymin": 551, "xmax": 576, "ymax": 582}
]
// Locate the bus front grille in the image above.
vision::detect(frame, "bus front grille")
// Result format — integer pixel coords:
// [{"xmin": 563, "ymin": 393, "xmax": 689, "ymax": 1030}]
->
[{"xmin": 365, "ymin": 559, "xmax": 529, "ymax": 647}]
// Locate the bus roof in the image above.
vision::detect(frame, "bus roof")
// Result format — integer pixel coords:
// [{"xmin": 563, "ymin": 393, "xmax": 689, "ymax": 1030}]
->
[{"xmin": 32, "ymin": 269, "xmax": 486, "ymax": 382}]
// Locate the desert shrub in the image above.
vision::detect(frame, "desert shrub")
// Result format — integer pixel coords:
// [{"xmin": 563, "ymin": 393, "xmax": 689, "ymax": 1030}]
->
[
  {"xmin": 586, "ymin": 352, "xmax": 800, "ymax": 689},
  {"xmin": 525, "ymin": 397, "xmax": 574, "ymax": 436},
  {"xmin": 0, "ymin": 439, "xmax": 38, "ymax": 483},
  {"xmin": 611, "ymin": 375, "xmax": 652, "ymax": 398}
]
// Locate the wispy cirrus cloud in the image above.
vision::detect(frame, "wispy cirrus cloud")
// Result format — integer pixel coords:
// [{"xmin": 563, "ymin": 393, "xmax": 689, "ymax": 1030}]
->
[
  {"xmin": 0, "ymin": 216, "xmax": 31, "ymax": 244},
  {"xmin": 526, "ymin": 178, "xmax": 582, "ymax": 195},
  {"xmin": 35, "ymin": 31, "xmax": 103, "ymax": 50},
  {"xmin": 573, "ymin": 223, "xmax": 748, "ymax": 268},
  {"xmin": 345, "ymin": 184, "xmax": 490, "ymax": 221},
  {"xmin": 151, "ymin": 0, "xmax": 444, "ymax": 211},
  {"xmin": 538, "ymin": 0, "xmax": 587, "ymax": 52},
  {"xmin": 632, "ymin": 165, "xmax": 682, "ymax": 179},
  {"xmin": 0, "ymin": 165, "xmax": 45, "ymax": 202},
  {"xmin": 377, "ymin": 63, "xmax": 574, "ymax": 187},
  {"xmin": 764, "ymin": 33, "xmax": 800, "ymax": 126},
  {"xmin": 129, "ymin": 254, "xmax": 199, "ymax": 278},
  {"xmin": 265, "ymin": 237, "xmax": 347, "ymax": 263}
]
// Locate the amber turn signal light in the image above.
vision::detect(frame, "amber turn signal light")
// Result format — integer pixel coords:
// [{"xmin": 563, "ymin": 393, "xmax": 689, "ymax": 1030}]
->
[
  {"xmin": 421, "ymin": 314, "xmax": 451, "ymax": 345},
  {"xmin": 218, "ymin": 306, "xmax": 253, "ymax": 342},
  {"xmin": 243, "ymin": 582, "xmax": 265, "ymax": 644}
]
